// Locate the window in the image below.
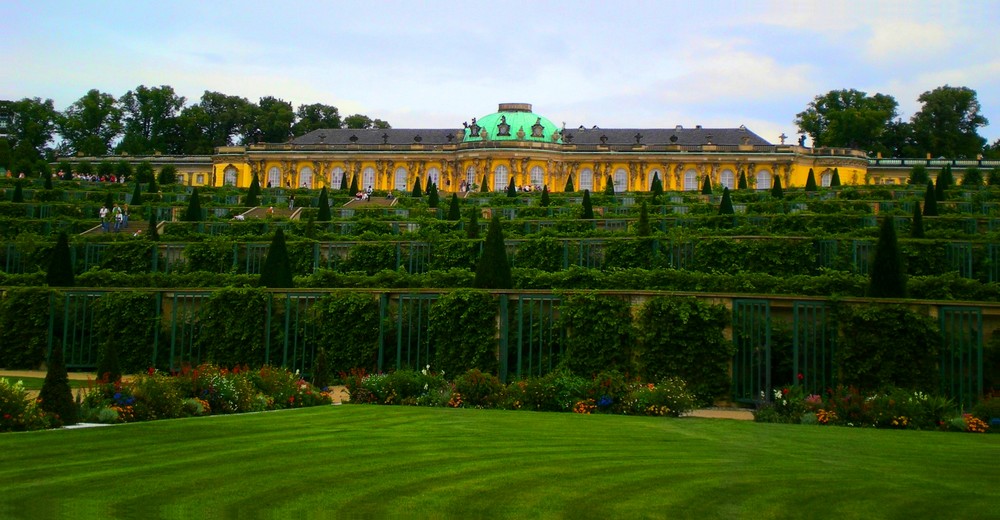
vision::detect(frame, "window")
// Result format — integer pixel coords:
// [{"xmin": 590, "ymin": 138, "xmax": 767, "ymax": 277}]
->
[
  {"xmin": 427, "ymin": 167, "xmax": 440, "ymax": 188},
  {"xmin": 683, "ymin": 169, "xmax": 699, "ymax": 191},
  {"xmin": 395, "ymin": 167, "xmax": 408, "ymax": 191},
  {"xmin": 267, "ymin": 166, "xmax": 281, "ymax": 188},
  {"xmin": 720, "ymin": 169, "xmax": 735, "ymax": 190},
  {"xmin": 579, "ymin": 168, "xmax": 594, "ymax": 191},
  {"xmin": 196, "ymin": 174, "xmax": 205, "ymax": 185},
  {"xmin": 756, "ymin": 170, "xmax": 772, "ymax": 190},
  {"xmin": 362, "ymin": 167, "xmax": 375, "ymax": 191},
  {"xmin": 223, "ymin": 166, "xmax": 238, "ymax": 186},
  {"xmin": 821, "ymin": 171, "xmax": 832, "ymax": 187},
  {"xmin": 494, "ymin": 165, "xmax": 509, "ymax": 192},
  {"xmin": 299, "ymin": 166, "xmax": 313, "ymax": 188},
  {"xmin": 466, "ymin": 166, "xmax": 477, "ymax": 188},
  {"xmin": 530, "ymin": 166, "xmax": 544, "ymax": 188},
  {"xmin": 331, "ymin": 166, "xmax": 345, "ymax": 188},
  {"xmin": 614, "ymin": 168, "xmax": 627, "ymax": 192}
]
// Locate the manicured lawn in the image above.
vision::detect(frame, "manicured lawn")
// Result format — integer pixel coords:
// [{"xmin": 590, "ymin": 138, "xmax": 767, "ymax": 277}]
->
[{"xmin": 1, "ymin": 406, "xmax": 997, "ymax": 518}]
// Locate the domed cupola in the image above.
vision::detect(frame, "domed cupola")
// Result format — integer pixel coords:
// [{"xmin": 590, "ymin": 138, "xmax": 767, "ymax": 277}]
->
[{"xmin": 462, "ymin": 103, "xmax": 561, "ymax": 143}]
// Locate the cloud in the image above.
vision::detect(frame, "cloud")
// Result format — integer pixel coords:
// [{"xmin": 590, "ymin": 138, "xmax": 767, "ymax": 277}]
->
[{"xmin": 865, "ymin": 20, "xmax": 952, "ymax": 62}]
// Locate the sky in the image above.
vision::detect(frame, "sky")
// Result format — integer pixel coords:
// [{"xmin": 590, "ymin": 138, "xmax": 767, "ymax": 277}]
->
[{"xmin": 3, "ymin": 0, "xmax": 998, "ymax": 147}]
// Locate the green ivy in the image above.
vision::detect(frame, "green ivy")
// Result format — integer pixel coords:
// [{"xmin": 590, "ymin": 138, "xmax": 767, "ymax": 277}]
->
[
  {"xmin": 0, "ymin": 287, "xmax": 54, "ymax": 369},
  {"xmin": 557, "ymin": 292, "xmax": 635, "ymax": 376},
  {"xmin": 196, "ymin": 287, "xmax": 269, "ymax": 367},
  {"xmin": 91, "ymin": 291, "xmax": 160, "ymax": 373},
  {"xmin": 428, "ymin": 289, "xmax": 497, "ymax": 375},
  {"xmin": 308, "ymin": 292, "xmax": 381, "ymax": 376}
]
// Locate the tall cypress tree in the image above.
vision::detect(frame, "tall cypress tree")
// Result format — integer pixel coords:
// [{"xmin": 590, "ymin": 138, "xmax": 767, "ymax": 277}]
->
[
  {"xmin": 737, "ymin": 169, "xmax": 749, "ymax": 190},
  {"xmin": 869, "ymin": 216, "xmax": 906, "ymax": 298},
  {"xmin": 316, "ymin": 186, "xmax": 331, "ymax": 221},
  {"xmin": 480, "ymin": 174, "xmax": 489, "ymax": 193},
  {"xmin": 507, "ymin": 176, "xmax": 517, "ymax": 197},
  {"xmin": 339, "ymin": 172, "xmax": 349, "ymax": 191},
  {"xmin": 349, "ymin": 173, "xmax": 359, "ymax": 194},
  {"xmin": 425, "ymin": 175, "xmax": 434, "ymax": 193},
  {"xmin": 246, "ymin": 173, "xmax": 261, "ymax": 207},
  {"xmin": 605, "ymin": 175, "xmax": 615, "ymax": 196},
  {"xmin": 427, "ymin": 182, "xmax": 439, "ymax": 208},
  {"xmin": 719, "ymin": 187, "xmax": 735, "ymax": 215},
  {"xmin": 831, "ymin": 167, "xmax": 842, "ymax": 187},
  {"xmin": 636, "ymin": 200, "xmax": 651, "ymax": 237},
  {"xmin": 43, "ymin": 171, "xmax": 53, "ymax": 190},
  {"xmin": 650, "ymin": 172, "xmax": 663, "ymax": 200},
  {"xmin": 564, "ymin": 173, "xmax": 575, "ymax": 193},
  {"xmin": 540, "ymin": 185, "xmax": 551, "ymax": 207},
  {"xmin": 182, "ymin": 187, "xmax": 201, "ymax": 221},
  {"xmin": 581, "ymin": 189, "xmax": 594, "ymax": 219},
  {"xmin": 700, "ymin": 175, "xmax": 712, "ymax": 195},
  {"xmin": 12, "ymin": 180, "xmax": 24, "ymax": 202},
  {"xmin": 466, "ymin": 207, "xmax": 480, "ymax": 239},
  {"xmin": 147, "ymin": 211, "xmax": 159, "ymax": 241},
  {"xmin": 474, "ymin": 214, "xmax": 512, "ymax": 289},
  {"xmin": 46, "ymin": 231, "xmax": 74, "ymax": 287},
  {"xmin": 259, "ymin": 228, "xmax": 293, "ymax": 288},
  {"xmin": 130, "ymin": 181, "xmax": 143, "ymax": 206},
  {"xmin": 911, "ymin": 201, "xmax": 924, "ymax": 239},
  {"xmin": 412, "ymin": 176, "xmax": 423, "ymax": 197},
  {"xmin": 39, "ymin": 345, "xmax": 78, "ymax": 426},
  {"xmin": 447, "ymin": 193, "xmax": 461, "ymax": 221},
  {"xmin": 935, "ymin": 167, "xmax": 950, "ymax": 201},
  {"xmin": 923, "ymin": 181, "xmax": 938, "ymax": 216},
  {"xmin": 805, "ymin": 168, "xmax": 818, "ymax": 191},
  {"xmin": 770, "ymin": 175, "xmax": 784, "ymax": 199}
]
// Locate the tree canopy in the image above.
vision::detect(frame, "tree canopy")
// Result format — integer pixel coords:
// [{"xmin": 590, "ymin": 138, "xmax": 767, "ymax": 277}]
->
[
  {"xmin": 795, "ymin": 88, "xmax": 898, "ymax": 154},
  {"xmin": 910, "ymin": 85, "xmax": 989, "ymax": 159}
]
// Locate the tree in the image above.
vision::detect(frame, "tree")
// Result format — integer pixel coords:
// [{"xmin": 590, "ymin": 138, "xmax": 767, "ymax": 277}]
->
[
  {"xmin": 636, "ymin": 200, "xmax": 651, "ymax": 236},
  {"xmin": 183, "ymin": 187, "xmax": 202, "ymax": 221},
  {"xmin": 7, "ymin": 97, "xmax": 58, "ymax": 163},
  {"xmin": 343, "ymin": 114, "xmax": 391, "ymax": 129},
  {"xmin": 0, "ymin": 138, "xmax": 11, "ymax": 172},
  {"xmin": 147, "ymin": 210, "xmax": 160, "ymax": 241},
  {"xmin": 962, "ymin": 167, "xmax": 983, "ymax": 187},
  {"xmin": 795, "ymin": 88, "xmax": 899, "ymax": 153},
  {"xmin": 718, "ymin": 187, "xmax": 734, "ymax": 215},
  {"xmin": 911, "ymin": 202, "xmax": 924, "ymax": 239},
  {"xmin": 700, "ymin": 175, "xmax": 712, "ymax": 195},
  {"xmin": 564, "ymin": 173, "xmax": 575, "ymax": 192},
  {"xmin": 910, "ymin": 85, "xmax": 988, "ymax": 158},
  {"xmin": 480, "ymin": 174, "xmax": 489, "ymax": 193},
  {"xmin": 349, "ymin": 173, "xmax": 359, "ymax": 194},
  {"xmin": 447, "ymin": 193, "xmax": 461, "ymax": 221},
  {"xmin": 650, "ymin": 171, "xmax": 663, "ymax": 199},
  {"xmin": 989, "ymin": 168, "xmax": 1000, "ymax": 186},
  {"xmin": 923, "ymin": 181, "xmax": 938, "ymax": 216},
  {"xmin": 412, "ymin": 176, "xmax": 423, "ymax": 197},
  {"xmin": 935, "ymin": 165, "xmax": 952, "ymax": 201},
  {"xmin": 135, "ymin": 161, "xmax": 155, "ymax": 184},
  {"xmin": 76, "ymin": 160, "xmax": 93, "ymax": 177},
  {"xmin": 46, "ymin": 231, "xmax": 74, "ymax": 287},
  {"xmin": 259, "ymin": 228, "xmax": 294, "ymax": 288},
  {"xmin": 869, "ymin": 216, "xmax": 906, "ymax": 298},
  {"xmin": 175, "ymin": 91, "xmax": 255, "ymax": 153},
  {"xmin": 39, "ymin": 345, "xmax": 78, "ymax": 426},
  {"xmin": 770, "ymin": 175, "xmax": 784, "ymax": 199},
  {"xmin": 157, "ymin": 165, "xmax": 177, "ymax": 186},
  {"xmin": 427, "ymin": 182, "xmax": 439, "ymax": 208},
  {"xmin": 246, "ymin": 173, "xmax": 262, "ymax": 207},
  {"xmin": 466, "ymin": 207, "xmax": 479, "ymax": 239},
  {"xmin": 116, "ymin": 85, "xmax": 185, "ymax": 155},
  {"xmin": 103, "ymin": 192, "xmax": 114, "ymax": 212},
  {"xmin": 115, "ymin": 160, "xmax": 133, "ymax": 181},
  {"xmin": 316, "ymin": 186, "xmax": 331, "ymax": 221},
  {"xmin": 737, "ymin": 170, "xmax": 748, "ymax": 190},
  {"xmin": 292, "ymin": 103, "xmax": 342, "ymax": 136},
  {"xmin": 57, "ymin": 89, "xmax": 123, "ymax": 156},
  {"xmin": 57, "ymin": 160, "xmax": 73, "ymax": 180},
  {"xmin": 831, "ymin": 167, "xmax": 842, "ymax": 187},
  {"xmin": 507, "ymin": 176, "xmax": 517, "ymax": 197},
  {"xmin": 804, "ymin": 168, "xmax": 818, "ymax": 191},
  {"xmin": 12, "ymin": 180, "xmax": 23, "ymax": 203},
  {"xmin": 130, "ymin": 181, "xmax": 143, "ymax": 206},
  {"xmin": 605, "ymin": 175, "xmax": 615, "ymax": 196},
  {"xmin": 43, "ymin": 171, "xmax": 52, "ymax": 190},
  {"xmin": 540, "ymin": 185, "xmax": 551, "ymax": 207},
  {"xmin": 473, "ymin": 214, "xmax": 512, "ymax": 289},
  {"xmin": 339, "ymin": 171, "xmax": 349, "ymax": 191},
  {"xmin": 581, "ymin": 189, "xmax": 594, "ymax": 219},
  {"xmin": 908, "ymin": 165, "xmax": 929, "ymax": 185},
  {"xmin": 97, "ymin": 160, "xmax": 114, "ymax": 178}
]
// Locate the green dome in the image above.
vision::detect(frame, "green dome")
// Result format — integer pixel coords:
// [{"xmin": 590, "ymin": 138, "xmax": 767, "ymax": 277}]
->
[{"xmin": 463, "ymin": 103, "xmax": 562, "ymax": 143}]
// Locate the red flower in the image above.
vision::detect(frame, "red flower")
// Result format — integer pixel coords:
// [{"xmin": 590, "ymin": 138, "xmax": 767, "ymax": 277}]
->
[
  {"xmin": 147, "ymin": 367, "xmax": 155, "ymax": 376},
  {"xmin": 797, "ymin": 373, "xmax": 804, "ymax": 381},
  {"xmin": 782, "ymin": 388, "xmax": 789, "ymax": 396}
]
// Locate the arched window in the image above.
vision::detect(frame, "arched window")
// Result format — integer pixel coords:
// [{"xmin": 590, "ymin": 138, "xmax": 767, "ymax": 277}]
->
[
  {"xmin": 720, "ymin": 169, "xmax": 735, "ymax": 190},
  {"xmin": 267, "ymin": 166, "xmax": 281, "ymax": 189},
  {"xmin": 614, "ymin": 168, "xmax": 627, "ymax": 193},
  {"xmin": 530, "ymin": 166, "xmax": 544, "ymax": 188},
  {"xmin": 223, "ymin": 166, "xmax": 238, "ymax": 186},
  {"xmin": 362, "ymin": 167, "xmax": 375, "ymax": 191},
  {"xmin": 299, "ymin": 166, "xmax": 313, "ymax": 189},
  {"xmin": 494, "ymin": 165, "xmax": 509, "ymax": 192},
  {"xmin": 466, "ymin": 166, "xmax": 477, "ymax": 188},
  {"xmin": 331, "ymin": 166, "xmax": 346, "ymax": 188},
  {"xmin": 649, "ymin": 169, "xmax": 663, "ymax": 190},
  {"xmin": 580, "ymin": 168, "xmax": 594, "ymax": 191},
  {"xmin": 683, "ymin": 169, "xmax": 699, "ymax": 191},
  {"xmin": 394, "ymin": 167, "xmax": 408, "ymax": 191},
  {"xmin": 821, "ymin": 171, "xmax": 832, "ymax": 187},
  {"xmin": 426, "ymin": 167, "xmax": 440, "ymax": 188},
  {"xmin": 756, "ymin": 170, "xmax": 772, "ymax": 190}
]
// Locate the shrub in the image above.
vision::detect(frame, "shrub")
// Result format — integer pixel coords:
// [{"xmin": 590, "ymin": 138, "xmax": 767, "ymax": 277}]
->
[
  {"xmin": 558, "ymin": 293, "xmax": 635, "ymax": 376},
  {"xmin": 0, "ymin": 378, "xmax": 50, "ymax": 432},
  {"xmin": 453, "ymin": 369, "xmax": 504, "ymax": 408},
  {"xmin": 308, "ymin": 292, "xmax": 380, "ymax": 375},
  {"xmin": 624, "ymin": 377, "xmax": 697, "ymax": 417},
  {"xmin": 428, "ymin": 290, "xmax": 497, "ymax": 375},
  {"xmin": 39, "ymin": 345, "xmax": 78, "ymax": 426}
]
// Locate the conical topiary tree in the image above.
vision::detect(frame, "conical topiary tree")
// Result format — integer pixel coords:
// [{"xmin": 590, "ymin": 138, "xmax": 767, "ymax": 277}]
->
[
  {"xmin": 481, "ymin": 174, "xmax": 489, "ymax": 193},
  {"xmin": 805, "ymin": 168, "xmax": 818, "ymax": 191},
  {"xmin": 40, "ymin": 345, "xmax": 78, "ymax": 426},
  {"xmin": 935, "ymin": 172, "xmax": 946, "ymax": 201},
  {"xmin": 869, "ymin": 216, "xmax": 906, "ymax": 298},
  {"xmin": 564, "ymin": 173, "xmax": 575, "ymax": 193},
  {"xmin": 605, "ymin": 175, "xmax": 615, "ymax": 196},
  {"xmin": 349, "ymin": 173, "xmax": 359, "ymax": 194},
  {"xmin": 962, "ymin": 167, "xmax": 983, "ymax": 187},
  {"xmin": 412, "ymin": 176, "xmax": 423, "ymax": 197},
  {"xmin": 157, "ymin": 165, "xmax": 176, "ymax": 186},
  {"xmin": 831, "ymin": 167, "xmax": 842, "ymax": 187},
  {"xmin": 540, "ymin": 185, "xmax": 550, "ymax": 207},
  {"xmin": 12, "ymin": 180, "xmax": 24, "ymax": 202},
  {"xmin": 911, "ymin": 201, "xmax": 924, "ymax": 239},
  {"xmin": 130, "ymin": 181, "xmax": 143, "ymax": 206},
  {"xmin": 147, "ymin": 176, "xmax": 158, "ymax": 196},
  {"xmin": 700, "ymin": 175, "xmax": 712, "ymax": 195},
  {"xmin": 466, "ymin": 207, "xmax": 480, "ymax": 239},
  {"xmin": 426, "ymin": 176, "xmax": 434, "ymax": 193},
  {"xmin": 316, "ymin": 186, "xmax": 331, "ymax": 221},
  {"xmin": 923, "ymin": 180, "xmax": 938, "ymax": 216},
  {"xmin": 581, "ymin": 189, "xmax": 594, "ymax": 219},
  {"xmin": 447, "ymin": 193, "xmax": 461, "ymax": 221},
  {"xmin": 46, "ymin": 231, "xmax": 74, "ymax": 287},
  {"xmin": 182, "ymin": 187, "xmax": 201, "ymax": 221},
  {"xmin": 246, "ymin": 173, "xmax": 261, "ymax": 207},
  {"xmin": 43, "ymin": 171, "xmax": 53, "ymax": 190},
  {"xmin": 737, "ymin": 169, "xmax": 748, "ymax": 190},
  {"xmin": 474, "ymin": 214, "xmax": 512, "ymax": 289},
  {"xmin": 636, "ymin": 200, "xmax": 651, "ymax": 237},
  {"xmin": 650, "ymin": 172, "xmax": 663, "ymax": 200},
  {"xmin": 339, "ymin": 172, "xmax": 349, "ymax": 191},
  {"xmin": 719, "ymin": 187, "xmax": 735, "ymax": 215},
  {"xmin": 507, "ymin": 176, "xmax": 517, "ymax": 197},
  {"xmin": 908, "ymin": 165, "xmax": 929, "ymax": 185},
  {"xmin": 770, "ymin": 175, "xmax": 784, "ymax": 199},
  {"xmin": 427, "ymin": 181, "xmax": 439, "ymax": 208},
  {"xmin": 259, "ymin": 228, "xmax": 293, "ymax": 288},
  {"xmin": 147, "ymin": 211, "xmax": 159, "ymax": 241}
]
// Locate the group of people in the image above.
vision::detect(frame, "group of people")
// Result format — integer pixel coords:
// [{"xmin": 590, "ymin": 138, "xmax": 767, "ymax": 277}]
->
[
  {"xmin": 354, "ymin": 186, "xmax": 374, "ymax": 201},
  {"xmin": 98, "ymin": 203, "xmax": 129, "ymax": 232}
]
